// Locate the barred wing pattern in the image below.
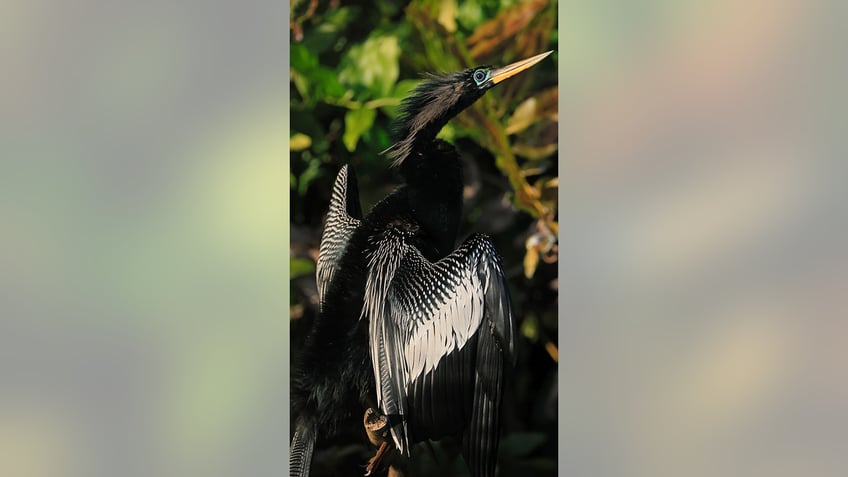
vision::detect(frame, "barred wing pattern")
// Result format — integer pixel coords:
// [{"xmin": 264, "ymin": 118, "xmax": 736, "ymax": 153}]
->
[
  {"xmin": 363, "ymin": 227, "xmax": 515, "ymax": 476},
  {"xmin": 316, "ymin": 165, "xmax": 362, "ymax": 307},
  {"xmin": 289, "ymin": 418, "xmax": 314, "ymax": 477}
]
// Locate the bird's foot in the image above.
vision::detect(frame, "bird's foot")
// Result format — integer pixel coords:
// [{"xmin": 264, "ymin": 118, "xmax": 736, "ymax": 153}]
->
[
  {"xmin": 363, "ymin": 407, "xmax": 389, "ymax": 447},
  {"xmin": 365, "ymin": 441, "xmax": 392, "ymax": 476},
  {"xmin": 362, "ymin": 408, "xmax": 405, "ymax": 476}
]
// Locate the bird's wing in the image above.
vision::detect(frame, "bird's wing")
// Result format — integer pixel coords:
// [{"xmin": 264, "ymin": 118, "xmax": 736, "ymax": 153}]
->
[
  {"xmin": 316, "ymin": 165, "xmax": 362, "ymax": 308},
  {"xmin": 363, "ymin": 227, "xmax": 515, "ymax": 460}
]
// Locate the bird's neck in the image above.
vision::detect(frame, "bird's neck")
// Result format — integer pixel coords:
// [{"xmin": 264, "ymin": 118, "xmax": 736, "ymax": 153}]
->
[
  {"xmin": 388, "ymin": 116, "xmax": 453, "ymax": 167},
  {"xmin": 399, "ymin": 140, "xmax": 463, "ymax": 259}
]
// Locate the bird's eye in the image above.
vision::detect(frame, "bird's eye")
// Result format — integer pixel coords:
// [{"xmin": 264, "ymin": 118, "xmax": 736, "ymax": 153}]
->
[{"xmin": 472, "ymin": 69, "xmax": 489, "ymax": 85}]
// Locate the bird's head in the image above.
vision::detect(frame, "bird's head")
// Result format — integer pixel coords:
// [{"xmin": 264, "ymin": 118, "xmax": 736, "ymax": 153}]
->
[{"xmin": 385, "ymin": 51, "xmax": 553, "ymax": 167}]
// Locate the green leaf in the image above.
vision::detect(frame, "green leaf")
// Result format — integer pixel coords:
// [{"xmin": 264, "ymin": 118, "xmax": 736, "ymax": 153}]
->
[
  {"xmin": 297, "ymin": 158, "xmax": 322, "ymax": 196},
  {"xmin": 312, "ymin": 68, "xmax": 346, "ymax": 99},
  {"xmin": 338, "ymin": 35, "xmax": 400, "ymax": 98},
  {"xmin": 290, "ymin": 44, "xmax": 317, "ymax": 72},
  {"xmin": 435, "ymin": 122, "xmax": 456, "ymax": 143},
  {"xmin": 520, "ymin": 314, "xmax": 539, "ymax": 341},
  {"xmin": 300, "ymin": 7, "xmax": 357, "ymax": 54},
  {"xmin": 456, "ymin": 0, "xmax": 485, "ymax": 31},
  {"xmin": 290, "ymin": 44, "xmax": 345, "ymax": 103},
  {"xmin": 343, "ymin": 108, "xmax": 376, "ymax": 152},
  {"xmin": 290, "ymin": 258, "xmax": 315, "ymax": 279}
]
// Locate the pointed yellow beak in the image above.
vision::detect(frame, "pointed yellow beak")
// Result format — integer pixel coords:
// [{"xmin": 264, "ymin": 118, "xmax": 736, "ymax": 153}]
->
[{"xmin": 490, "ymin": 51, "xmax": 553, "ymax": 84}]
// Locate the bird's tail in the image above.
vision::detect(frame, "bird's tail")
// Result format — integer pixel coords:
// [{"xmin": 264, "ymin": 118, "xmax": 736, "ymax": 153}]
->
[{"xmin": 290, "ymin": 417, "xmax": 316, "ymax": 477}]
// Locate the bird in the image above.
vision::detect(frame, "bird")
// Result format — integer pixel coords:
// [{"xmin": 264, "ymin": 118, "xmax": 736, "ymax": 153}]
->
[{"xmin": 290, "ymin": 51, "xmax": 553, "ymax": 477}]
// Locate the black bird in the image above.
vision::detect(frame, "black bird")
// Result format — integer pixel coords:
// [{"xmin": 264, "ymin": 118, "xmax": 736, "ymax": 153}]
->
[{"xmin": 291, "ymin": 51, "xmax": 553, "ymax": 477}]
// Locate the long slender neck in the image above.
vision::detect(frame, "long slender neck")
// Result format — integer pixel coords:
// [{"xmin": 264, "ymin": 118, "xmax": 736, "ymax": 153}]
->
[{"xmin": 398, "ymin": 139, "xmax": 463, "ymax": 259}]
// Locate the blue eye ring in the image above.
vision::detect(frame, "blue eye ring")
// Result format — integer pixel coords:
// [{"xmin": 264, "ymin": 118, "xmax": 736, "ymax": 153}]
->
[{"xmin": 472, "ymin": 69, "xmax": 489, "ymax": 85}]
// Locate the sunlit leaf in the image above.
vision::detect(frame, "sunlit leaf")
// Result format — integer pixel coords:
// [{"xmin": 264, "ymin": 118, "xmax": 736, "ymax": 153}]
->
[
  {"xmin": 436, "ymin": 122, "xmax": 456, "ymax": 143},
  {"xmin": 290, "ymin": 133, "xmax": 312, "ymax": 151},
  {"xmin": 506, "ymin": 87, "xmax": 558, "ymax": 135},
  {"xmin": 524, "ymin": 243, "xmax": 540, "ymax": 278},
  {"xmin": 343, "ymin": 108, "xmax": 376, "ymax": 152},
  {"xmin": 520, "ymin": 314, "xmax": 539, "ymax": 341},
  {"xmin": 513, "ymin": 142, "xmax": 558, "ymax": 160},
  {"xmin": 505, "ymin": 97, "xmax": 538, "ymax": 135},
  {"xmin": 291, "ymin": 72, "xmax": 309, "ymax": 100},
  {"xmin": 338, "ymin": 35, "xmax": 400, "ymax": 98},
  {"xmin": 544, "ymin": 341, "xmax": 558, "ymax": 362},
  {"xmin": 437, "ymin": 0, "xmax": 458, "ymax": 32}
]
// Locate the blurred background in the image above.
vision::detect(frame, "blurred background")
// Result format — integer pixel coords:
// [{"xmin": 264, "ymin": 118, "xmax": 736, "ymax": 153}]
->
[
  {"xmin": 290, "ymin": 0, "xmax": 559, "ymax": 475},
  {"xmin": 2, "ymin": 1, "xmax": 289, "ymax": 476},
  {"xmin": 557, "ymin": 1, "xmax": 848, "ymax": 476},
  {"xmin": 1, "ymin": 1, "xmax": 846, "ymax": 477}
]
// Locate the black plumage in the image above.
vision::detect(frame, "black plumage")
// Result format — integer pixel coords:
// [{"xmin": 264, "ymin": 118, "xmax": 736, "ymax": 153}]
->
[
  {"xmin": 364, "ymin": 226, "xmax": 515, "ymax": 476},
  {"xmin": 291, "ymin": 51, "xmax": 552, "ymax": 477}
]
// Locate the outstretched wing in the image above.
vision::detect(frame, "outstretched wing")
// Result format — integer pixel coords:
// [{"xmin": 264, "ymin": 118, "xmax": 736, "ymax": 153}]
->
[
  {"xmin": 316, "ymin": 165, "xmax": 362, "ymax": 308},
  {"xmin": 363, "ymin": 226, "xmax": 515, "ymax": 473}
]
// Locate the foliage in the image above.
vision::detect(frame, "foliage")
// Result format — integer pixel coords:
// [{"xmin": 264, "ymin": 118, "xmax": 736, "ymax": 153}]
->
[{"xmin": 290, "ymin": 1, "xmax": 558, "ymax": 475}]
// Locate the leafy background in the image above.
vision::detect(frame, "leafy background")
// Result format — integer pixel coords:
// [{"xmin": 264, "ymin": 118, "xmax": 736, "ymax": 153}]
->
[{"xmin": 290, "ymin": 0, "xmax": 559, "ymax": 475}]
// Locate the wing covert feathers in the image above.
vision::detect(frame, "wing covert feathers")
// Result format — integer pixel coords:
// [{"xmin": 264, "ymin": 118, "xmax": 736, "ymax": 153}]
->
[
  {"xmin": 316, "ymin": 165, "xmax": 362, "ymax": 308},
  {"xmin": 289, "ymin": 418, "xmax": 315, "ymax": 477},
  {"xmin": 363, "ymin": 226, "xmax": 516, "ymax": 471}
]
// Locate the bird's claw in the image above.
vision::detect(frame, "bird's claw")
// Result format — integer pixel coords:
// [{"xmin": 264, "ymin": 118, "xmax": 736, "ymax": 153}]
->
[
  {"xmin": 363, "ymin": 407, "xmax": 389, "ymax": 446},
  {"xmin": 363, "ymin": 408, "xmax": 405, "ymax": 476},
  {"xmin": 365, "ymin": 441, "xmax": 391, "ymax": 476}
]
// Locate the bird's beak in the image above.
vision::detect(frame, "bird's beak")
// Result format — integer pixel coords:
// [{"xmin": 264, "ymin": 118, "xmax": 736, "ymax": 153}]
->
[{"xmin": 490, "ymin": 51, "xmax": 553, "ymax": 84}]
